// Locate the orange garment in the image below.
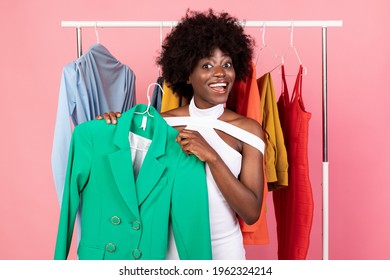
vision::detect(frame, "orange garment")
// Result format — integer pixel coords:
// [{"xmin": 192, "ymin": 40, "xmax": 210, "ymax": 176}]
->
[
  {"xmin": 227, "ymin": 63, "xmax": 263, "ymax": 123},
  {"xmin": 160, "ymin": 81, "xmax": 188, "ymax": 113},
  {"xmin": 227, "ymin": 61, "xmax": 269, "ymax": 245},
  {"xmin": 161, "ymin": 81, "xmax": 180, "ymax": 113},
  {"xmin": 257, "ymin": 73, "xmax": 288, "ymax": 191}
]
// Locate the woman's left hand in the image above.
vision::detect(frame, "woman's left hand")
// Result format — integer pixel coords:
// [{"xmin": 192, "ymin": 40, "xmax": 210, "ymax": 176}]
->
[
  {"xmin": 176, "ymin": 129, "xmax": 218, "ymax": 162},
  {"xmin": 96, "ymin": 112, "xmax": 122, "ymax": 124}
]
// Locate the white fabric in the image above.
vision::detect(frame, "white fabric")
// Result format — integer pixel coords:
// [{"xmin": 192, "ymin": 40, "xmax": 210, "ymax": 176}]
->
[
  {"xmin": 164, "ymin": 99, "xmax": 264, "ymax": 260},
  {"xmin": 188, "ymin": 99, "xmax": 224, "ymax": 118},
  {"xmin": 129, "ymin": 132, "xmax": 151, "ymax": 180},
  {"xmin": 166, "ymin": 117, "xmax": 265, "ymax": 155}
]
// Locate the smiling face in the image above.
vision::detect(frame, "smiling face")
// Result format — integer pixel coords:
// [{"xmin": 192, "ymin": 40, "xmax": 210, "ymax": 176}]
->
[{"xmin": 188, "ymin": 48, "xmax": 236, "ymax": 109}]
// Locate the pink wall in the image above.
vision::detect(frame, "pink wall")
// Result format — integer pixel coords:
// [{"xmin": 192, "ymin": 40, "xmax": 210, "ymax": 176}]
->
[{"xmin": 1, "ymin": 0, "xmax": 389, "ymax": 260}]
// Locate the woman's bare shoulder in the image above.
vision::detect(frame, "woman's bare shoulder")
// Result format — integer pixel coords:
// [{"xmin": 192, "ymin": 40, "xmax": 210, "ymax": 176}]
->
[{"xmin": 222, "ymin": 109, "xmax": 265, "ymax": 140}]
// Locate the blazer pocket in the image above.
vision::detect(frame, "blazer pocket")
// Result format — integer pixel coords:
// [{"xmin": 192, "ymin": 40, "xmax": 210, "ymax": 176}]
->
[{"xmin": 77, "ymin": 241, "xmax": 105, "ymax": 260}]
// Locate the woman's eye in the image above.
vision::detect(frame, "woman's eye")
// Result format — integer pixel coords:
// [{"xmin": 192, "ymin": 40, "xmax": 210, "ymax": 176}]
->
[
  {"xmin": 224, "ymin": 62, "xmax": 232, "ymax": 68},
  {"xmin": 202, "ymin": 63, "xmax": 213, "ymax": 69}
]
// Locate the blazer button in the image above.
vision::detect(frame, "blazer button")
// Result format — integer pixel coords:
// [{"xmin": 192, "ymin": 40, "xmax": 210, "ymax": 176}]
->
[
  {"xmin": 106, "ymin": 242, "xmax": 116, "ymax": 253},
  {"xmin": 132, "ymin": 220, "xmax": 141, "ymax": 230},
  {"xmin": 132, "ymin": 249, "xmax": 142, "ymax": 259},
  {"xmin": 110, "ymin": 216, "xmax": 121, "ymax": 225}
]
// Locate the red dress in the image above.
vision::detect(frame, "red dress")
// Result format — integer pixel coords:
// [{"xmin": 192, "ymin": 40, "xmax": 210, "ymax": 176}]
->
[{"xmin": 273, "ymin": 65, "xmax": 314, "ymax": 259}]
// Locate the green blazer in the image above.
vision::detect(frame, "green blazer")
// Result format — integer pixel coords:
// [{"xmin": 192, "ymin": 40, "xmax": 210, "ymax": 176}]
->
[{"xmin": 54, "ymin": 104, "xmax": 212, "ymax": 260}]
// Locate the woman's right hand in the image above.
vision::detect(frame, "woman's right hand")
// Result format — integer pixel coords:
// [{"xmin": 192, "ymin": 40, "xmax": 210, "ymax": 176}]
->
[{"xmin": 96, "ymin": 112, "xmax": 122, "ymax": 124}]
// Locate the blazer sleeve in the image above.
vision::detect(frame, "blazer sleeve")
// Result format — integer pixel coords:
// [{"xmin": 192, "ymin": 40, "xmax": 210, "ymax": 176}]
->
[
  {"xmin": 170, "ymin": 153, "xmax": 212, "ymax": 260},
  {"xmin": 54, "ymin": 123, "xmax": 93, "ymax": 260}
]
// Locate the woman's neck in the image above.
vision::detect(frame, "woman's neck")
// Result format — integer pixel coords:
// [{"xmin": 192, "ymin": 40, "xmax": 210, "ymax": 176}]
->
[{"xmin": 189, "ymin": 98, "xmax": 224, "ymax": 119}]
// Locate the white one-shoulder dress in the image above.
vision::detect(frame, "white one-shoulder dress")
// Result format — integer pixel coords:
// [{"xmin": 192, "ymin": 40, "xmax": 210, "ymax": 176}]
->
[{"xmin": 164, "ymin": 98, "xmax": 264, "ymax": 260}]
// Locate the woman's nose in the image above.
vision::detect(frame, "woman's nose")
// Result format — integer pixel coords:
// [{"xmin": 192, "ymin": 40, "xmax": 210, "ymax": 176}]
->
[{"xmin": 213, "ymin": 65, "xmax": 226, "ymax": 77}]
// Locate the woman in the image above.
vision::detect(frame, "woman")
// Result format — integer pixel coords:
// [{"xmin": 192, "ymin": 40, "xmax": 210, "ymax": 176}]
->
[{"xmin": 100, "ymin": 9, "xmax": 265, "ymax": 259}]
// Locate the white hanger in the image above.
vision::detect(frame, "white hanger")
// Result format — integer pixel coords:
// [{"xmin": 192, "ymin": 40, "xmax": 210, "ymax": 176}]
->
[
  {"xmin": 281, "ymin": 22, "xmax": 307, "ymax": 76},
  {"xmin": 135, "ymin": 82, "xmax": 165, "ymax": 118},
  {"xmin": 94, "ymin": 21, "xmax": 100, "ymax": 44},
  {"xmin": 255, "ymin": 23, "xmax": 279, "ymax": 66},
  {"xmin": 255, "ymin": 23, "xmax": 282, "ymax": 74}
]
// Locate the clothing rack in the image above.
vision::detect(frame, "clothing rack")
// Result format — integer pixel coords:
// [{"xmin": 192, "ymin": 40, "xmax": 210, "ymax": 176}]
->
[{"xmin": 61, "ymin": 20, "xmax": 343, "ymax": 260}]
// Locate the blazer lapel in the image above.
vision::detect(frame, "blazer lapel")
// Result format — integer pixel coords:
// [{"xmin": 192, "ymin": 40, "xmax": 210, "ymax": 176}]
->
[
  {"xmin": 135, "ymin": 109, "xmax": 168, "ymax": 206},
  {"xmin": 108, "ymin": 108, "xmax": 139, "ymax": 219},
  {"xmin": 135, "ymin": 153, "xmax": 166, "ymax": 207},
  {"xmin": 108, "ymin": 105, "xmax": 169, "ymax": 215}
]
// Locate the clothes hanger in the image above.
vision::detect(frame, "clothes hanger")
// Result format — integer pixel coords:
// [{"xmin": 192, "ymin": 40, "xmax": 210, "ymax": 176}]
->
[
  {"xmin": 135, "ymin": 82, "xmax": 165, "ymax": 118},
  {"xmin": 134, "ymin": 82, "xmax": 164, "ymax": 130},
  {"xmin": 94, "ymin": 21, "xmax": 100, "ymax": 44},
  {"xmin": 255, "ymin": 23, "xmax": 280, "ymax": 70},
  {"xmin": 135, "ymin": 25, "xmax": 166, "ymax": 120},
  {"xmin": 281, "ymin": 22, "xmax": 307, "ymax": 76}
]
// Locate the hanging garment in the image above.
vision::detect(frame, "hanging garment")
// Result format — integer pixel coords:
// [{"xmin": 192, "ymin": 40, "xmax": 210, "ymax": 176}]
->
[
  {"xmin": 227, "ymin": 61, "xmax": 263, "ymax": 123},
  {"xmin": 52, "ymin": 43, "xmax": 136, "ymax": 203},
  {"xmin": 165, "ymin": 98, "xmax": 265, "ymax": 259},
  {"xmin": 226, "ymin": 61, "xmax": 269, "ymax": 245},
  {"xmin": 273, "ymin": 65, "xmax": 314, "ymax": 260},
  {"xmin": 160, "ymin": 80, "xmax": 188, "ymax": 113},
  {"xmin": 150, "ymin": 76, "xmax": 164, "ymax": 112},
  {"xmin": 54, "ymin": 104, "xmax": 212, "ymax": 260},
  {"xmin": 257, "ymin": 73, "xmax": 289, "ymax": 191},
  {"xmin": 160, "ymin": 80, "xmax": 179, "ymax": 112}
]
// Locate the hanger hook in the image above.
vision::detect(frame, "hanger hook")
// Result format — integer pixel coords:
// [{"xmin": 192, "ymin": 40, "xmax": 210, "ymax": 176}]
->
[
  {"xmin": 147, "ymin": 82, "xmax": 164, "ymax": 116},
  {"xmin": 147, "ymin": 82, "xmax": 164, "ymax": 100},
  {"xmin": 256, "ymin": 23, "xmax": 266, "ymax": 66},
  {"xmin": 290, "ymin": 22, "xmax": 294, "ymax": 47},
  {"xmin": 135, "ymin": 82, "xmax": 165, "ymax": 118},
  {"xmin": 94, "ymin": 21, "xmax": 100, "ymax": 44},
  {"xmin": 282, "ymin": 22, "xmax": 304, "ymax": 69},
  {"xmin": 291, "ymin": 22, "xmax": 302, "ymax": 65},
  {"xmin": 261, "ymin": 23, "xmax": 266, "ymax": 47},
  {"xmin": 256, "ymin": 22, "xmax": 279, "ymax": 68},
  {"xmin": 287, "ymin": 21, "xmax": 302, "ymax": 65}
]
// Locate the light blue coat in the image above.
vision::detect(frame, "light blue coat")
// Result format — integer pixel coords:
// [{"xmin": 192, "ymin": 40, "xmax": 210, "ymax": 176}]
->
[{"xmin": 52, "ymin": 44, "xmax": 136, "ymax": 202}]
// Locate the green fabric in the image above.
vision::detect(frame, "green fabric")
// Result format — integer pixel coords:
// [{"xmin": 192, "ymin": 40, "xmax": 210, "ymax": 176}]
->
[{"xmin": 54, "ymin": 105, "xmax": 212, "ymax": 260}]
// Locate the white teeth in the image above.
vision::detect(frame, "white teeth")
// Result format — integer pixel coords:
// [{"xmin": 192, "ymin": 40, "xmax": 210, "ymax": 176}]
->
[{"xmin": 210, "ymin": 83, "xmax": 227, "ymax": 88}]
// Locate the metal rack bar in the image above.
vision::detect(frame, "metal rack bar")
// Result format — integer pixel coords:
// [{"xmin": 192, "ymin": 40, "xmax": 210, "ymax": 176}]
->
[{"xmin": 61, "ymin": 19, "xmax": 342, "ymax": 260}]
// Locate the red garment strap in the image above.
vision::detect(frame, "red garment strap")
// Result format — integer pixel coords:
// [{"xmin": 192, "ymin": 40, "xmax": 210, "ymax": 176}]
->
[
  {"xmin": 290, "ymin": 65, "xmax": 306, "ymax": 110},
  {"xmin": 280, "ymin": 65, "xmax": 290, "ymax": 105}
]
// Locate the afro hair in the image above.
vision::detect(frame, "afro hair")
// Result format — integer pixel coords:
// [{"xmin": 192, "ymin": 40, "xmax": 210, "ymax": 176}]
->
[{"xmin": 156, "ymin": 9, "xmax": 255, "ymax": 100}]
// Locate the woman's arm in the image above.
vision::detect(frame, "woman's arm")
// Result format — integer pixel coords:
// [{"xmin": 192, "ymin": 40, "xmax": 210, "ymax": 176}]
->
[{"xmin": 176, "ymin": 119, "xmax": 265, "ymax": 225}]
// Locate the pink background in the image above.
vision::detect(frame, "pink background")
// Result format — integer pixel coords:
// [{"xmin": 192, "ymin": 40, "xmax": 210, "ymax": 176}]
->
[{"xmin": 1, "ymin": 0, "xmax": 389, "ymax": 260}]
